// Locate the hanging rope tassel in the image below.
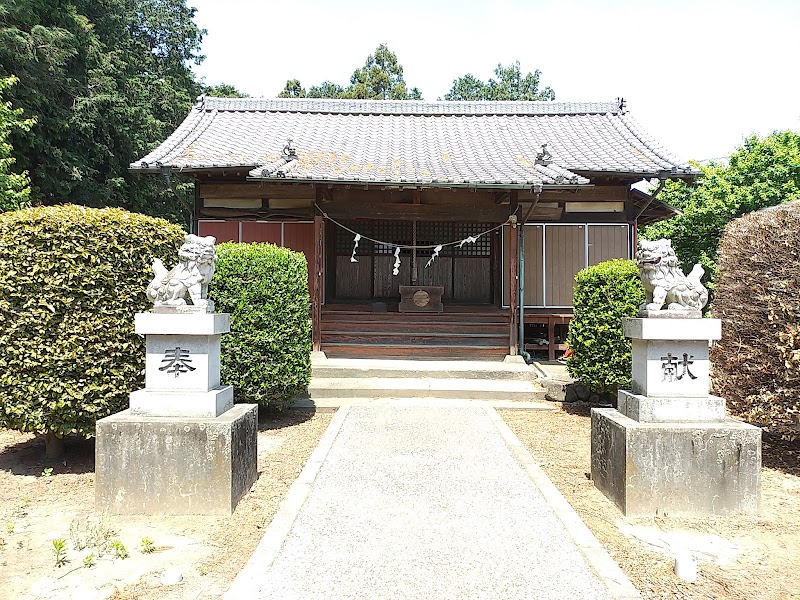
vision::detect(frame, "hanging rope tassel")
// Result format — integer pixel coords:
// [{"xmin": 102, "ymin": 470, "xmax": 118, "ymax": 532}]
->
[
  {"xmin": 393, "ymin": 247, "xmax": 401, "ymax": 276},
  {"xmin": 425, "ymin": 245, "xmax": 442, "ymax": 268},
  {"xmin": 350, "ymin": 233, "xmax": 361, "ymax": 263}
]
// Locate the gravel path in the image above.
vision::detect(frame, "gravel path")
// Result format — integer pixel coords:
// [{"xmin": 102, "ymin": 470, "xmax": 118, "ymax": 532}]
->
[{"xmin": 247, "ymin": 403, "xmax": 610, "ymax": 600}]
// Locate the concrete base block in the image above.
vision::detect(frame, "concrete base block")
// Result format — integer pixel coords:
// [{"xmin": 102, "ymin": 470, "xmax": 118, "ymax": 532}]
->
[
  {"xmin": 96, "ymin": 404, "xmax": 258, "ymax": 515},
  {"xmin": 129, "ymin": 385, "xmax": 233, "ymax": 418},
  {"xmin": 591, "ymin": 408, "xmax": 761, "ymax": 516},
  {"xmin": 617, "ymin": 389, "xmax": 726, "ymax": 422}
]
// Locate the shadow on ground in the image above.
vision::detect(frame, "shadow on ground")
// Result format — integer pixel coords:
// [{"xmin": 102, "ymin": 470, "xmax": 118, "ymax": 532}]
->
[
  {"xmin": 0, "ymin": 434, "xmax": 95, "ymax": 476},
  {"xmin": 761, "ymin": 434, "xmax": 800, "ymax": 477},
  {"xmin": 258, "ymin": 406, "xmax": 318, "ymax": 432}
]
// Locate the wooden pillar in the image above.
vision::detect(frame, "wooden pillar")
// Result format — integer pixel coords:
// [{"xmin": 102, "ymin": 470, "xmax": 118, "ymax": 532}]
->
[
  {"xmin": 312, "ymin": 193, "xmax": 324, "ymax": 352},
  {"xmin": 508, "ymin": 191, "xmax": 519, "ymax": 355}
]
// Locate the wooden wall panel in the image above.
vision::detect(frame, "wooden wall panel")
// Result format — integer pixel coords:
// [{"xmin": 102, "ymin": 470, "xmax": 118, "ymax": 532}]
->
[
  {"xmin": 198, "ymin": 220, "xmax": 239, "ymax": 243},
  {"xmin": 241, "ymin": 222, "xmax": 281, "ymax": 244},
  {"xmin": 417, "ymin": 257, "xmax": 453, "ymax": 299},
  {"xmin": 373, "ymin": 256, "xmax": 410, "ymax": 298},
  {"xmin": 453, "ymin": 258, "xmax": 492, "ymax": 303},
  {"xmin": 588, "ymin": 225, "xmax": 629, "ymax": 265},
  {"xmin": 284, "ymin": 223, "xmax": 315, "ymax": 297},
  {"xmin": 335, "ymin": 256, "xmax": 372, "ymax": 299},
  {"xmin": 545, "ymin": 225, "xmax": 586, "ymax": 307},
  {"xmin": 522, "ymin": 225, "xmax": 544, "ymax": 306}
]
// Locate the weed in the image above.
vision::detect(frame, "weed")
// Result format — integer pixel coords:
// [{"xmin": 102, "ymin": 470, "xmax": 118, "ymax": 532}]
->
[
  {"xmin": 6, "ymin": 523, "xmax": 14, "ymax": 533},
  {"xmin": 69, "ymin": 516, "xmax": 115, "ymax": 552},
  {"xmin": 140, "ymin": 537, "xmax": 154, "ymax": 554},
  {"xmin": 83, "ymin": 553, "xmax": 96, "ymax": 568},
  {"xmin": 52, "ymin": 538, "xmax": 67, "ymax": 568},
  {"xmin": 41, "ymin": 467, "xmax": 53, "ymax": 477},
  {"xmin": 110, "ymin": 539, "xmax": 129, "ymax": 559},
  {"xmin": 197, "ymin": 564, "xmax": 208, "ymax": 576},
  {"xmin": 0, "ymin": 537, "xmax": 5, "ymax": 548}
]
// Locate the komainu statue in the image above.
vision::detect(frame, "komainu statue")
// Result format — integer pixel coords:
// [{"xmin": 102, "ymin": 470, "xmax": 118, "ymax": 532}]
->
[
  {"xmin": 636, "ymin": 238, "xmax": 708, "ymax": 317},
  {"xmin": 147, "ymin": 234, "xmax": 217, "ymax": 312}
]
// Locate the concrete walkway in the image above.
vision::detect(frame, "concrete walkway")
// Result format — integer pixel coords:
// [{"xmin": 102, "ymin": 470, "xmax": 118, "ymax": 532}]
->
[{"xmin": 226, "ymin": 401, "xmax": 638, "ymax": 599}]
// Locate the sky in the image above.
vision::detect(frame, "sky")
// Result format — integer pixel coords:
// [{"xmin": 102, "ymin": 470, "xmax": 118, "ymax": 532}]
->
[{"xmin": 188, "ymin": 0, "xmax": 800, "ymax": 163}]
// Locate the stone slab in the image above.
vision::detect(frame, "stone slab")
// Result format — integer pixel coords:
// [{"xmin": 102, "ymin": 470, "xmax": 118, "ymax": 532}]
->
[
  {"xmin": 623, "ymin": 317, "xmax": 721, "ymax": 341},
  {"xmin": 129, "ymin": 385, "xmax": 233, "ymax": 418},
  {"xmin": 631, "ymin": 338, "xmax": 710, "ymax": 397},
  {"xmin": 617, "ymin": 389, "xmax": 726, "ymax": 422},
  {"xmin": 591, "ymin": 408, "xmax": 761, "ymax": 516},
  {"xmin": 145, "ymin": 334, "xmax": 221, "ymax": 392},
  {"xmin": 135, "ymin": 312, "xmax": 230, "ymax": 336},
  {"xmin": 95, "ymin": 404, "xmax": 257, "ymax": 515}
]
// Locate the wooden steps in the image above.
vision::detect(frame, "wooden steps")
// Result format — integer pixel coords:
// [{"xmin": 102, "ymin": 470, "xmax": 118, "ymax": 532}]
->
[{"xmin": 320, "ymin": 309, "xmax": 510, "ymax": 360}]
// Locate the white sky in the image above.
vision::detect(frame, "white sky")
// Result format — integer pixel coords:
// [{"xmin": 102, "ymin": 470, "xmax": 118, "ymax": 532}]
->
[{"xmin": 188, "ymin": 0, "xmax": 800, "ymax": 163}]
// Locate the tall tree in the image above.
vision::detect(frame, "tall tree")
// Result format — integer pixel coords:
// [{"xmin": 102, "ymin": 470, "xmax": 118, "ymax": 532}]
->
[
  {"xmin": 345, "ymin": 43, "xmax": 421, "ymax": 100},
  {"xmin": 0, "ymin": 0, "xmax": 205, "ymax": 224},
  {"xmin": 277, "ymin": 44, "xmax": 422, "ymax": 100},
  {"xmin": 0, "ymin": 76, "xmax": 32, "ymax": 212},
  {"xmin": 445, "ymin": 61, "xmax": 555, "ymax": 101},
  {"xmin": 641, "ymin": 131, "xmax": 800, "ymax": 293}
]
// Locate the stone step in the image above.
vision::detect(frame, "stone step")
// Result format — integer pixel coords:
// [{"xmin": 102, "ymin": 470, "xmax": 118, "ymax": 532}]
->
[
  {"xmin": 312, "ymin": 358, "xmax": 536, "ymax": 381},
  {"xmin": 306, "ymin": 377, "xmax": 546, "ymax": 402}
]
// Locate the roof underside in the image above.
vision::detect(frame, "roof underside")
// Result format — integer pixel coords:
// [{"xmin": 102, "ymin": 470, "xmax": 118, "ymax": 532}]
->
[{"xmin": 131, "ymin": 97, "xmax": 696, "ymax": 187}]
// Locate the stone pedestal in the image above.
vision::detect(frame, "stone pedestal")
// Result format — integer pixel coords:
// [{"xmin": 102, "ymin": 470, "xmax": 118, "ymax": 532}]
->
[
  {"xmin": 591, "ymin": 317, "xmax": 761, "ymax": 516},
  {"xmin": 96, "ymin": 312, "xmax": 257, "ymax": 515}
]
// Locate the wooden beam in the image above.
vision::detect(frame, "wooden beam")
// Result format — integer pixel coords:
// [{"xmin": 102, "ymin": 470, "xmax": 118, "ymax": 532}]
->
[
  {"xmin": 323, "ymin": 203, "xmax": 515, "ymax": 222},
  {"xmin": 493, "ymin": 191, "xmax": 511, "ymax": 204},
  {"xmin": 199, "ymin": 182, "xmax": 315, "ymax": 200},
  {"xmin": 312, "ymin": 213, "xmax": 324, "ymax": 352}
]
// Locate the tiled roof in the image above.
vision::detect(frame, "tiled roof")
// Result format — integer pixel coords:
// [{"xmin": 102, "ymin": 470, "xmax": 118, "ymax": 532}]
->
[{"xmin": 131, "ymin": 97, "xmax": 696, "ymax": 187}]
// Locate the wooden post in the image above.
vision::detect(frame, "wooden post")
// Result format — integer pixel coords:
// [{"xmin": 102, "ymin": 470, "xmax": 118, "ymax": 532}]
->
[
  {"xmin": 312, "ymin": 196, "xmax": 324, "ymax": 353},
  {"xmin": 508, "ymin": 192, "xmax": 520, "ymax": 355}
]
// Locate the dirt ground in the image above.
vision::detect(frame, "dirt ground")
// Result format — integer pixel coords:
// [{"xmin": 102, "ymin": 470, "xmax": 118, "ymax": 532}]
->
[
  {"xmin": 0, "ymin": 408, "xmax": 332, "ymax": 600},
  {"xmin": 502, "ymin": 404, "xmax": 800, "ymax": 600}
]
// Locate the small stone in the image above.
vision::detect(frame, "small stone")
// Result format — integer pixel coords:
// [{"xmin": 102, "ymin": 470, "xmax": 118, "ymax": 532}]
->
[
  {"xmin": 588, "ymin": 394, "xmax": 600, "ymax": 404},
  {"xmin": 574, "ymin": 384, "xmax": 591, "ymax": 401},
  {"xmin": 161, "ymin": 568, "xmax": 183, "ymax": 586},
  {"xmin": 564, "ymin": 385, "xmax": 578, "ymax": 403}
]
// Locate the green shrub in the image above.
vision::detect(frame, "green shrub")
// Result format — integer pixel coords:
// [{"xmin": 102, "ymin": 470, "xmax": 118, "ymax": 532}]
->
[
  {"xmin": 0, "ymin": 205, "xmax": 184, "ymax": 454},
  {"xmin": 566, "ymin": 259, "xmax": 645, "ymax": 396},
  {"xmin": 209, "ymin": 242, "xmax": 311, "ymax": 411}
]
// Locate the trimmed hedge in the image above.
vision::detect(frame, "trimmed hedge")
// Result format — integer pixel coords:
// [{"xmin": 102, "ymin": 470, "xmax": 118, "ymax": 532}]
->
[
  {"xmin": 0, "ymin": 205, "xmax": 184, "ymax": 443},
  {"xmin": 566, "ymin": 259, "xmax": 646, "ymax": 396},
  {"xmin": 712, "ymin": 201, "xmax": 800, "ymax": 441},
  {"xmin": 209, "ymin": 242, "xmax": 311, "ymax": 411}
]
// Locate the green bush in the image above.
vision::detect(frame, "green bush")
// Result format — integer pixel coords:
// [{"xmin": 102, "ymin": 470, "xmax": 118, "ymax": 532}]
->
[
  {"xmin": 566, "ymin": 259, "xmax": 646, "ymax": 396},
  {"xmin": 0, "ymin": 205, "xmax": 184, "ymax": 451},
  {"xmin": 209, "ymin": 242, "xmax": 311, "ymax": 411}
]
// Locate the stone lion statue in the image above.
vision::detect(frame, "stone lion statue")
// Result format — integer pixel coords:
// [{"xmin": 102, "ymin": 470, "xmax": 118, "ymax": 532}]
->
[
  {"xmin": 147, "ymin": 234, "xmax": 217, "ymax": 311},
  {"xmin": 636, "ymin": 239, "xmax": 708, "ymax": 316}
]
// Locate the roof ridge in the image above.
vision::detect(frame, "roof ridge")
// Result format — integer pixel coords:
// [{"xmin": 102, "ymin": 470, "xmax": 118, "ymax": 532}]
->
[{"xmin": 196, "ymin": 96, "xmax": 623, "ymax": 117}]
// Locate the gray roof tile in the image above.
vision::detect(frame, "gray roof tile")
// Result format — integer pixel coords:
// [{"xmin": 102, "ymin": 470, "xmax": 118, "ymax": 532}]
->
[{"xmin": 131, "ymin": 97, "xmax": 696, "ymax": 186}]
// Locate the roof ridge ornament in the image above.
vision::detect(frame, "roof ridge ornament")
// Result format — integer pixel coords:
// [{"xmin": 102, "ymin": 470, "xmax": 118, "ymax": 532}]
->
[
  {"xmin": 617, "ymin": 97, "xmax": 627, "ymax": 113},
  {"xmin": 535, "ymin": 144, "xmax": 552, "ymax": 166}
]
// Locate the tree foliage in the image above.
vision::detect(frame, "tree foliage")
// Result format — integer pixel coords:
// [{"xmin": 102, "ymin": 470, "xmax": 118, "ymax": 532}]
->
[
  {"xmin": 641, "ymin": 131, "xmax": 800, "ymax": 295},
  {"xmin": 445, "ymin": 61, "xmax": 555, "ymax": 101},
  {"xmin": 278, "ymin": 44, "xmax": 421, "ymax": 100},
  {"xmin": 203, "ymin": 82, "xmax": 248, "ymax": 98},
  {"xmin": 0, "ymin": 75, "xmax": 32, "ymax": 212},
  {"xmin": 0, "ymin": 0, "xmax": 207, "ymax": 224}
]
